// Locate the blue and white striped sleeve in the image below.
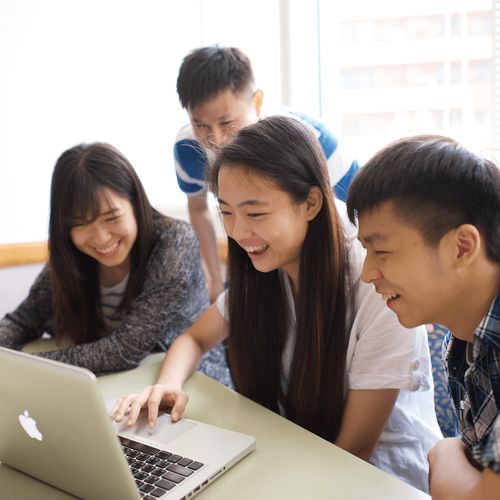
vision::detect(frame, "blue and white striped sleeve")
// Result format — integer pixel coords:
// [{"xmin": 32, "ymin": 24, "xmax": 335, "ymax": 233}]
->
[
  {"xmin": 288, "ymin": 110, "xmax": 359, "ymax": 202},
  {"xmin": 173, "ymin": 126, "xmax": 208, "ymax": 197}
]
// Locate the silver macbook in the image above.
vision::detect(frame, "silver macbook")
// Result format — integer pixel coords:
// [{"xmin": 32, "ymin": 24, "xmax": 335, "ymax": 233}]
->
[{"xmin": 0, "ymin": 347, "xmax": 255, "ymax": 499}]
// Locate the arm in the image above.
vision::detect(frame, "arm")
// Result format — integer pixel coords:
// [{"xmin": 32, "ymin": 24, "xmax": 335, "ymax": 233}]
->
[
  {"xmin": 38, "ymin": 220, "xmax": 209, "ymax": 373},
  {"xmin": 188, "ymin": 195, "xmax": 223, "ymax": 302},
  {"xmin": 110, "ymin": 302, "xmax": 228, "ymax": 427},
  {"xmin": 335, "ymin": 388, "xmax": 399, "ymax": 461},
  {"xmin": 428, "ymin": 438, "xmax": 500, "ymax": 500},
  {"xmin": 0, "ymin": 266, "xmax": 52, "ymax": 349}
]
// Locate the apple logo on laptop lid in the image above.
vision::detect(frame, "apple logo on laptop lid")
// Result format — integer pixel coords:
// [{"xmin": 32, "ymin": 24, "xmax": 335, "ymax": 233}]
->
[{"xmin": 18, "ymin": 410, "xmax": 43, "ymax": 442}]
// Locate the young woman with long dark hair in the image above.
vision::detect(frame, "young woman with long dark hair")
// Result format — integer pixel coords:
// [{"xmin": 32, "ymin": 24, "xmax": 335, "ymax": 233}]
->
[
  {"xmin": 112, "ymin": 117, "xmax": 441, "ymax": 491},
  {"xmin": 0, "ymin": 142, "xmax": 230, "ymax": 383}
]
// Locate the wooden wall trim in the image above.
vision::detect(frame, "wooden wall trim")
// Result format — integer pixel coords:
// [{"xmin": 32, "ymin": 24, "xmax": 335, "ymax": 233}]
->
[
  {"xmin": 0, "ymin": 241, "xmax": 48, "ymax": 267},
  {"xmin": 0, "ymin": 238, "xmax": 226, "ymax": 268}
]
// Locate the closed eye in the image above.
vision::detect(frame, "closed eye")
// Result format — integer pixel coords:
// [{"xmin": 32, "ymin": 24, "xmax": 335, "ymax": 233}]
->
[{"xmin": 247, "ymin": 213, "xmax": 267, "ymax": 219}]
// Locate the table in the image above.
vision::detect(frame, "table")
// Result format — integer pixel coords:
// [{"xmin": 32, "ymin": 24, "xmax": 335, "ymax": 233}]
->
[{"xmin": 1, "ymin": 350, "xmax": 430, "ymax": 500}]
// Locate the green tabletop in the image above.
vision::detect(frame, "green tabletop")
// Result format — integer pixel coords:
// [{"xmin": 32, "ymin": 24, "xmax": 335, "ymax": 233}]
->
[{"xmin": 1, "ymin": 345, "xmax": 430, "ymax": 500}]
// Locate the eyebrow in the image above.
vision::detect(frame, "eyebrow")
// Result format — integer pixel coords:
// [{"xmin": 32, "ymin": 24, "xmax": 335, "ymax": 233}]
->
[
  {"xmin": 192, "ymin": 114, "xmax": 232, "ymax": 123},
  {"xmin": 218, "ymin": 198, "xmax": 270, "ymax": 208},
  {"xmin": 359, "ymin": 233, "xmax": 389, "ymax": 244}
]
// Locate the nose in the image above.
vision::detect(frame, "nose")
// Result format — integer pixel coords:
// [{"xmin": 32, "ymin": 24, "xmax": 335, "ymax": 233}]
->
[
  {"xmin": 224, "ymin": 214, "xmax": 251, "ymax": 241},
  {"xmin": 91, "ymin": 222, "xmax": 112, "ymax": 245},
  {"xmin": 361, "ymin": 253, "xmax": 383, "ymax": 284},
  {"xmin": 207, "ymin": 129, "xmax": 227, "ymax": 148}
]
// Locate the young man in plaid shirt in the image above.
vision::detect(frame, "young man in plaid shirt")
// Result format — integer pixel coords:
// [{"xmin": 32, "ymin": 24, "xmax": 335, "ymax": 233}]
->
[{"xmin": 346, "ymin": 135, "xmax": 500, "ymax": 499}]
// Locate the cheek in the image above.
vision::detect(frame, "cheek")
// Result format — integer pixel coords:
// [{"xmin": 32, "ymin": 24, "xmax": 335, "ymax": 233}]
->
[{"xmin": 69, "ymin": 229, "xmax": 83, "ymax": 248}]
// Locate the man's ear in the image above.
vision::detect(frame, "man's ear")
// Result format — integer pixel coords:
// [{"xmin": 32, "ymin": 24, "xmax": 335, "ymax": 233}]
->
[
  {"xmin": 252, "ymin": 89, "xmax": 264, "ymax": 117},
  {"xmin": 305, "ymin": 186, "xmax": 323, "ymax": 221},
  {"xmin": 452, "ymin": 224, "xmax": 482, "ymax": 266}
]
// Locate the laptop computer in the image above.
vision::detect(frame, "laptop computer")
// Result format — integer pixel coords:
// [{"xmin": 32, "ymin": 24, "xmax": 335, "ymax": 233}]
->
[{"xmin": 0, "ymin": 347, "xmax": 255, "ymax": 499}]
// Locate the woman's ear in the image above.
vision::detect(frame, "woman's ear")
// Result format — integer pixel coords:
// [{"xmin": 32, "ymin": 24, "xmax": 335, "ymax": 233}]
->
[{"xmin": 305, "ymin": 186, "xmax": 323, "ymax": 221}]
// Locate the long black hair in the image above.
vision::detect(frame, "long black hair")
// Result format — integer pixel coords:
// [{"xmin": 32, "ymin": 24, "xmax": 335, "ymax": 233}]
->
[
  {"xmin": 49, "ymin": 142, "xmax": 156, "ymax": 344},
  {"xmin": 209, "ymin": 116, "xmax": 356, "ymax": 442}
]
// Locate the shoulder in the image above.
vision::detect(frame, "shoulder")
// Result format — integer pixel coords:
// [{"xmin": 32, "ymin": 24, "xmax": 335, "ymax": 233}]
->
[
  {"xmin": 281, "ymin": 108, "xmax": 338, "ymax": 145},
  {"xmin": 174, "ymin": 123, "xmax": 196, "ymax": 143},
  {"xmin": 152, "ymin": 213, "xmax": 197, "ymax": 250}
]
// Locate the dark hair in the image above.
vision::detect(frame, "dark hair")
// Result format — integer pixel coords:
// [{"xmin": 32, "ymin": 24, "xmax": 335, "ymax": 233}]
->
[
  {"xmin": 176, "ymin": 46, "xmax": 255, "ymax": 110},
  {"xmin": 346, "ymin": 135, "xmax": 500, "ymax": 262},
  {"xmin": 209, "ymin": 116, "xmax": 355, "ymax": 443},
  {"xmin": 49, "ymin": 142, "xmax": 157, "ymax": 345}
]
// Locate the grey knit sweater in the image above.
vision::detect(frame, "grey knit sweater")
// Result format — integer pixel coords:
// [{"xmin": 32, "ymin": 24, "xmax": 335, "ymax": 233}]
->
[{"xmin": 0, "ymin": 215, "xmax": 232, "ymax": 386}]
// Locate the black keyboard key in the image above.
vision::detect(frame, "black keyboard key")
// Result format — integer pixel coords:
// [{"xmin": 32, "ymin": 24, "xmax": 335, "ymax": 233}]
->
[
  {"xmin": 146, "ymin": 457, "xmax": 159, "ymax": 465},
  {"xmin": 162, "ymin": 471, "xmax": 185, "ymax": 484},
  {"xmin": 120, "ymin": 437, "xmax": 159, "ymax": 456},
  {"xmin": 156, "ymin": 460, "xmax": 170, "ymax": 468},
  {"xmin": 144, "ymin": 475, "xmax": 160, "ymax": 485},
  {"xmin": 141, "ymin": 465, "xmax": 155, "ymax": 473},
  {"xmin": 167, "ymin": 454, "xmax": 182, "ymax": 463},
  {"xmin": 188, "ymin": 461, "xmax": 204, "ymax": 470},
  {"xmin": 150, "ymin": 468, "xmax": 164, "ymax": 477},
  {"xmin": 156, "ymin": 451, "xmax": 172, "ymax": 460},
  {"xmin": 137, "ymin": 453, "xmax": 150, "ymax": 461},
  {"xmin": 134, "ymin": 472, "xmax": 148, "ymax": 481},
  {"xmin": 166, "ymin": 464, "xmax": 193, "ymax": 477},
  {"xmin": 156, "ymin": 479, "xmax": 176, "ymax": 491},
  {"xmin": 139, "ymin": 483, "xmax": 155, "ymax": 493},
  {"xmin": 177, "ymin": 458, "xmax": 192, "ymax": 467},
  {"xmin": 131, "ymin": 467, "xmax": 139, "ymax": 475},
  {"xmin": 143, "ymin": 497, "xmax": 155, "ymax": 500},
  {"xmin": 131, "ymin": 460, "xmax": 143, "ymax": 468}
]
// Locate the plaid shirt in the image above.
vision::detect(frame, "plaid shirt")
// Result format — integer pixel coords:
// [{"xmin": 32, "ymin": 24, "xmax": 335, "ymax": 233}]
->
[{"xmin": 444, "ymin": 292, "xmax": 500, "ymax": 473}]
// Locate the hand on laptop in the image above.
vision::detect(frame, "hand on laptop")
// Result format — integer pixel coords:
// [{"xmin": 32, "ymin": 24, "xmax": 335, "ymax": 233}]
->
[{"xmin": 109, "ymin": 384, "xmax": 188, "ymax": 429}]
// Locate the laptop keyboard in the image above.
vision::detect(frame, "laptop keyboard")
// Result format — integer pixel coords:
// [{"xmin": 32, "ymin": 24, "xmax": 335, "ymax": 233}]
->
[{"xmin": 119, "ymin": 436, "xmax": 204, "ymax": 499}]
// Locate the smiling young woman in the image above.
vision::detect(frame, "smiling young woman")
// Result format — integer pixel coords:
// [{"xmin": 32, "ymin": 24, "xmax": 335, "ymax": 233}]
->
[
  {"xmin": 0, "ymin": 143, "xmax": 231, "ymax": 384},
  {"xmin": 112, "ymin": 117, "xmax": 442, "ymax": 492}
]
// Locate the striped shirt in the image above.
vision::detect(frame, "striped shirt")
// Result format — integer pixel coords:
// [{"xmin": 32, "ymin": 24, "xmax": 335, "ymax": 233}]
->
[
  {"xmin": 100, "ymin": 274, "xmax": 129, "ymax": 332},
  {"xmin": 173, "ymin": 110, "xmax": 359, "ymax": 203},
  {"xmin": 444, "ymin": 292, "xmax": 500, "ymax": 473}
]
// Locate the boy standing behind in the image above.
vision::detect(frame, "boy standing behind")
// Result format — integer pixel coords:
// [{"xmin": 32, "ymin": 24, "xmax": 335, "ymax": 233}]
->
[
  {"xmin": 346, "ymin": 135, "xmax": 500, "ymax": 499},
  {"xmin": 174, "ymin": 46, "xmax": 359, "ymax": 301}
]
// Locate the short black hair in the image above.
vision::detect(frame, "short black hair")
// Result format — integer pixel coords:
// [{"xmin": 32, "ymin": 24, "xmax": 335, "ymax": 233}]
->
[
  {"xmin": 176, "ymin": 46, "xmax": 254, "ymax": 110},
  {"xmin": 346, "ymin": 135, "xmax": 500, "ymax": 262}
]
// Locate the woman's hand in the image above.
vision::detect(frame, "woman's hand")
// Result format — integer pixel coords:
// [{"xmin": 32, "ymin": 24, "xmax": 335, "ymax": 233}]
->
[{"xmin": 109, "ymin": 384, "xmax": 189, "ymax": 429}]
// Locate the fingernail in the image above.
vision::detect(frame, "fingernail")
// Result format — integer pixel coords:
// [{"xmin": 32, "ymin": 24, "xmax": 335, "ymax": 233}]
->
[{"xmin": 171, "ymin": 411, "xmax": 178, "ymax": 421}]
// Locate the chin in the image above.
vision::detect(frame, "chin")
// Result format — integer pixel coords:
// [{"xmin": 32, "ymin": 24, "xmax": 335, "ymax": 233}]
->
[{"xmin": 396, "ymin": 315, "xmax": 422, "ymax": 330}]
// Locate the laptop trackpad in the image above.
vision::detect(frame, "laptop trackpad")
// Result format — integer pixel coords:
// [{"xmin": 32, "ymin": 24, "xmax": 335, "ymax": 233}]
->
[{"xmin": 115, "ymin": 412, "xmax": 197, "ymax": 445}]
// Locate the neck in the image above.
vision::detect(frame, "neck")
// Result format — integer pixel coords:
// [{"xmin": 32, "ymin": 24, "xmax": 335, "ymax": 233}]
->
[
  {"xmin": 282, "ymin": 265, "xmax": 299, "ymax": 302},
  {"xmin": 443, "ymin": 264, "xmax": 500, "ymax": 342},
  {"xmin": 99, "ymin": 259, "xmax": 130, "ymax": 287}
]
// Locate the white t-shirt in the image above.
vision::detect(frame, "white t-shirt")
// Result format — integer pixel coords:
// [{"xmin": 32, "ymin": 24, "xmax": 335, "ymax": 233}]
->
[{"xmin": 216, "ymin": 200, "xmax": 442, "ymax": 492}]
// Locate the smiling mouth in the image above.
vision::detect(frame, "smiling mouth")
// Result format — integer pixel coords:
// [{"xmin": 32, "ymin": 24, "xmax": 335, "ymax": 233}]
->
[
  {"xmin": 94, "ymin": 241, "xmax": 120, "ymax": 255},
  {"xmin": 382, "ymin": 293, "xmax": 400, "ymax": 304},
  {"xmin": 242, "ymin": 244, "xmax": 268, "ymax": 256}
]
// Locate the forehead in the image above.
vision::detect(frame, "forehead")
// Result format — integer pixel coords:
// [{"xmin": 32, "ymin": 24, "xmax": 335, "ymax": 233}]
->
[
  {"xmin": 188, "ymin": 88, "xmax": 252, "ymax": 121},
  {"xmin": 218, "ymin": 166, "xmax": 285, "ymax": 203},
  {"xmin": 358, "ymin": 201, "xmax": 422, "ymax": 244},
  {"xmin": 71, "ymin": 188, "xmax": 125, "ymax": 222}
]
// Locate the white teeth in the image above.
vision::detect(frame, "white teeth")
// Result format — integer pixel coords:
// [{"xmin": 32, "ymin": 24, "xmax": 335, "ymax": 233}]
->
[
  {"xmin": 94, "ymin": 242, "xmax": 119, "ymax": 254},
  {"xmin": 382, "ymin": 293, "xmax": 399, "ymax": 301},
  {"xmin": 243, "ymin": 245, "xmax": 268, "ymax": 253}
]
